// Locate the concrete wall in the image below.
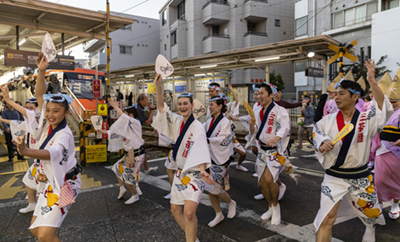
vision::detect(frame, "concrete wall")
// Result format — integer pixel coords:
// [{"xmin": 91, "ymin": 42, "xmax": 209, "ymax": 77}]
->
[{"xmin": 371, "ymin": 6, "xmax": 400, "ymax": 75}]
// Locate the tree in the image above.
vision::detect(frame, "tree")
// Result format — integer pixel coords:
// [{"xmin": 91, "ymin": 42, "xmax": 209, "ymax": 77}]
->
[
  {"xmin": 269, "ymin": 71, "xmax": 285, "ymax": 90},
  {"xmin": 352, "ymin": 55, "xmax": 390, "ymax": 80}
]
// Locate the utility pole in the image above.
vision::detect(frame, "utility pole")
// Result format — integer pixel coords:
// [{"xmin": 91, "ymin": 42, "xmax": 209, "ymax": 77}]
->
[{"xmin": 106, "ymin": 0, "xmax": 111, "ymax": 101}]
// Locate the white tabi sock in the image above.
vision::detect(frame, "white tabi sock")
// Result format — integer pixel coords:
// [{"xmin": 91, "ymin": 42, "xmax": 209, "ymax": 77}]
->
[
  {"xmin": 362, "ymin": 225, "xmax": 375, "ymax": 242},
  {"xmin": 227, "ymin": 200, "xmax": 237, "ymax": 218},
  {"xmin": 118, "ymin": 186, "xmax": 127, "ymax": 200},
  {"xmin": 278, "ymin": 183, "xmax": 286, "ymax": 201},
  {"xmin": 271, "ymin": 203, "xmax": 281, "ymax": 225},
  {"xmin": 254, "ymin": 193, "xmax": 264, "ymax": 200},
  {"xmin": 19, "ymin": 202, "xmax": 36, "ymax": 213},
  {"xmin": 136, "ymin": 183, "xmax": 143, "ymax": 196},
  {"xmin": 261, "ymin": 207, "xmax": 272, "ymax": 221},
  {"xmin": 163, "ymin": 193, "xmax": 171, "ymax": 199},
  {"xmin": 124, "ymin": 194, "xmax": 139, "ymax": 205},
  {"xmin": 208, "ymin": 211, "xmax": 224, "ymax": 227},
  {"xmin": 389, "ymin": 201, "xmax": 400, "ymax": 219}
]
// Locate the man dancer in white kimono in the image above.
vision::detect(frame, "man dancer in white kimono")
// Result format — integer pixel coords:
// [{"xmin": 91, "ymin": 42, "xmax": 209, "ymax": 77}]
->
[
  {"xmin": 0, "ymin": 92, "xmax": 41, "ymax": 213},
  {"xmin": 152, "ymin": 74, "xmax": 214, "ymax": 242},
  {"xmin": 248, "ymin": 83, "xmax": 292, "ymax": 225},
  {"xmin": 313, "ymin": 60, "xmax": 391, "ymax": 242},
  {"xmin": 204, "ymin": 94, "xmax": 237, "ymax": 227}
]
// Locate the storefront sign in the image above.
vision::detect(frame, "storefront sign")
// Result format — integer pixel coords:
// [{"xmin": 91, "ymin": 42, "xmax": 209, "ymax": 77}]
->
[
  {"xmin": 85, "ymin": 144, "xmax": 107, "ymax": 163},
  {"xmin": 4, "ymin": 49, "xmax": 74, "ymax": 70}
]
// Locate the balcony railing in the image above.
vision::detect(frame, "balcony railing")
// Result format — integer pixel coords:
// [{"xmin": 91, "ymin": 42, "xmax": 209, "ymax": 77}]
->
[
  {"xmin": 244, "ymin": 31, "xmax": 268, "ymax": 37},
  {"xmin": 203, "ymin": 0, "xmax": 229, "ymax": 9},
  {"xmin": 203, "ymin": 33, "xmax": 230, "ymax": 41}
]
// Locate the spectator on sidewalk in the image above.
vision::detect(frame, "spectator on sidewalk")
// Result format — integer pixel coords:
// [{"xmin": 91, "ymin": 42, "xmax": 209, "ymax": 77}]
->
[
  {"xmin": 297, "ymin": 96, "xmax": 315, "ymax": 148},
  {"xmin": 135, "ymin": 93, "xmax": 158, "ymax": 174},
  {"xmin": 314, "ymin": 94, "xmax": 328, "ymax": 123},
  {"xmin": 47, "ymin": 75, "xmax": 61, "ymax": 94},
  {"xmin": 274, "ymin": 88, "xmax": 303, "ymax": 108},
  {"xmin": 1, "ymin": 99, "xmax": 25, "ymax": 162},
  {"xmin": 116, "ymin": 89, "xmax": 124, "ymax": 101},
  {"xmin": 127, "ymin": 92, "xmax": 133, "ymax": 107}
]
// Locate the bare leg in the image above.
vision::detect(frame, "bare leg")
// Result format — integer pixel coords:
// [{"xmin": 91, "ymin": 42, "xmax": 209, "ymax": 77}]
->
[
  {"xmin": 30, "ymin": 216, "xmax": 38, "ymax": 238},
  {"xmin": 209, "ymin": 193, "xmax": 221, "ymax": 213},
  {"xmin": 125, "ymin": 183, "xmax": 137, "ymax": 196},
  {"xmin": 36, "ymin": 226, "xmax": 60, "ymax": 242},
  {"xmin": 143, "ymin": 154, "xmax": 149, "ymax": 171},
  {"xmin": 259, "ymin": 167, "xmax": 279, "ymax": 206},
  {"xmin": 26, "ymin": 186, "xmax": 36, "ymax": 203},
  {"xmin": 167, "ymin": 169, "xmax": 175, "ymax": 186},
  {"xmin": 116, "ymin": 176, "xmax": 124, "ymax": 186},
  {"xmin": 235, "ymin": 147, "xmax": 246, "ymax": 167},
  {"xmin": 252, "ymin": 146, "xmax": 258, "ymax": 156},
  {"xmin": 218, "ymin": 192, "xmax": 232, "ymax": 204},
  {"xmin": 171, "ymin": 204, "xmax": 186, "ymax": 231},
  {"xmin": 184, "ymin": 200, "xmax": 199, "ymax": 242},
  {"xmin": 316, "ymin": 200, "xmax": 342, "ymax": 242}
]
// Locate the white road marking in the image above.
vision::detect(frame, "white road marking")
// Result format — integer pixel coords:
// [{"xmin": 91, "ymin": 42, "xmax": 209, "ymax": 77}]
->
[
  {"xmin": 140, "ymin": 172, "xmax": 344, "ymax": 242},
  {"xmin": 147, "ymin": 157, "xmax": 167, "ymax": 163}
]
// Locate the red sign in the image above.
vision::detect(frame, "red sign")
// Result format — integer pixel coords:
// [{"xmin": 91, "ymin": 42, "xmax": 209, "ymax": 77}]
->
[
  {"xmin": 117, "ymin": 101, "xmax": 123, "ymax": 110},
  {"xmin": 102, "ymin": 121, "xmax": 109, "ymax": 139},
  {"xmin": 93, "ymin": 80, "xmax": 101, "ymax": 99}
]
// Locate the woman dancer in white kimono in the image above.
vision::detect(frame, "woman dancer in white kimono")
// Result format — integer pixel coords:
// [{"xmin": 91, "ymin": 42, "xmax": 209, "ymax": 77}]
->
[
  {"xmin": 13, "ymin": 53, "xmax": 81, "ymax": 242},
  {"xmin": 152, "ymin": 74, "xmax": 214, "ymax": 242},
  {"xmin": 0, "ymin": 91, "xmax": 41, "ymax": 213},
  {"xmin": 97, "ymin": 100, "xmax": 145, "ymax": 204},
  {"xmin": 204, "ymin": 94, "xmax": 237, "ymax": 227}
]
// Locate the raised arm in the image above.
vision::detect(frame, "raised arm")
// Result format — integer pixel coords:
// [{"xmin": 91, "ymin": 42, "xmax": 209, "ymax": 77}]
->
[
  {"xmin": 154, "ymin": 74, "xmax": 165, "ymax": 112},
  {"xmin": 35, "ymin": 53, "xmax": 49, "ymax": 110},
  {"xmin": 228, "ymin": 84, "xmax": 239, "ymax": 107},
  {"xmin": 365, "ymin": 59, "xmax": 384, "ymax": 110},
  {"xmin": 109, "ymin": 99, "xmax": 124, "ymax": 117},
  {"xmin": 0, "ymin": 117, "xmax": 12, "ymax": 125},
  {"xmin": 1, "ymin": 86, "xmax": 27, "ymax": 117}
]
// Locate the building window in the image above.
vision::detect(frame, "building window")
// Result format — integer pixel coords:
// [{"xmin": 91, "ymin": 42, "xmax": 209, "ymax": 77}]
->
[
  {"xmin": 275, "ymin": 19, "xmax": 281, "ymax": 27},
  {"xmin": 122, "ymin": 25, "xmax": 131, "ymax": 30},
  {"xmin": 367, "ymin": 46, "xmax": 371, "ymax": 59},
  {"xmin": 178, "ymin": 1, "xmax": 185, "ymax": 20},
  {"xmin": 333, "ymin": 2, "xmax": 378, "ymax": 29},
  {"xmin": 119, "ymin": 45, "xmax": 132, "ymax": 54},
  {"xmin": 162, "ymin": 10, "xmax": 167, "ymax": 25},
  {"xmin": 389, "ymin": 0, "xmax": 400, "ymax": 9},
  {"xmin": 212, "ymin": 26, "xmax": 220, "ymax": 35},
  {"xmin": 247, "ymin": 22, "xmax": 256, "ymax": 32},
  {"xmin": 295, "ymin": 16, "xmax": 307, "ymax": 37},
  {"xmin": 171, "ymin": 30, "xmax": 177, "ymax": 46},
  {"xmin": 164, "ymin": 44, "xmax": 167, "ymax": 51}
]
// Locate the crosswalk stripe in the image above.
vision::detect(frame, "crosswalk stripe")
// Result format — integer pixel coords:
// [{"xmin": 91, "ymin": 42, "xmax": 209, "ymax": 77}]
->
[{"xmin": 140, "ymin": 171, "xmax": 344, "ymax": 242}]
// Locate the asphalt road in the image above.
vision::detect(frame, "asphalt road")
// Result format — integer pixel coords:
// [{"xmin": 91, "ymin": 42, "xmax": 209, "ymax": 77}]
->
[{"xmin": 0, "ymin": 144, "xmax": 400, "ymax": 242}]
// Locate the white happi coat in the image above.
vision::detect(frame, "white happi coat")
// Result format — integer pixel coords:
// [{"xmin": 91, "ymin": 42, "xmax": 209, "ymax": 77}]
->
[
  {"xmin": 30, "ymin": 103, "xmax": 80, "ymax": 229},
  {"xmin": 313, "ymin": 97, "xmax": 393, "ymax": 170},
  {"xmin": 249, "ymin": 102, "xmax": 290, "ymax": 182},
  {"xmin": 152, "ymin": 103, "xmax": 211, "ymax": 178},
  {"xmin": 158, "ymin": 131, "xmax": 177, "ymax": 170},
  {"xmin": 204, "ymin": 115, "xmax": 234, "ymax": 165},
  {"xmin": 312, "ymin": 97, "xmax": 392, "ymax": 231},
  {"xmin": 108, "ymin": 114, "xmax": 145, "ymax": 185}
]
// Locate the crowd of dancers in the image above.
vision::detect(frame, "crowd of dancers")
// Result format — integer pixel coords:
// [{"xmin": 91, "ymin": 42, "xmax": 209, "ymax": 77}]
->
[{"xmin": 3, "ymin": 52, "xmax": 400, "ymax": 242}]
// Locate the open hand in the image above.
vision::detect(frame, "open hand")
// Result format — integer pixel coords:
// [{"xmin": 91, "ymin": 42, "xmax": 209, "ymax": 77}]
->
[
  {"xmin": 109, "ymin": 99, "xmax": 117, "ymax": 108},
  {"xmin": 96, "ymin": 129, "xmax": 107, "ymax": 134},
  {"xmin": 266, "ymin": 136, "xmax": 281, "ymax": 147},
  {"xmin": 248, "ymin": 118, "xmax": 255, "ymax": 127},
  {"xmin": 12, "ymin": 134, "xmax": 27, "ymax": 156},
  {"xmin": 393, "ymin": 139, "xmax": 400, "ymax": 147},
  {"xmin": 200, "ymin": 171, "xmax": 215, "ymax": 185},
  {"xmin": 228, "ymin": 84, "xmax": 234, "ymax": 91},
  {"xmin": 1, "ymin": 86, "xmax": 10, "ymax": 101},
  {"xmin": 365, "ymin": 59, "xmax": 376, "ymax": 84}
]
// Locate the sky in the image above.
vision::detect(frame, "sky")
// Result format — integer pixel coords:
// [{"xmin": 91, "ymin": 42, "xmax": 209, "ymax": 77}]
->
[{"xmin": 46, "ymin": 0, "xmax": 166, "ymax": 58}]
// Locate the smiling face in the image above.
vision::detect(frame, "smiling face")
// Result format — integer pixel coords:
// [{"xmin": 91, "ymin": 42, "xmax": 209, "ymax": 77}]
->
[
  {"xmin": 209, "ymin": 100, "xmax": 222, "ymax": 117},
  {"xmin": 177, "ymin": 97, "xmax": 193, "ymax": 119},
  {"xmin": 259, "ymin": 87, "xmax": 274, "ymax": 107},
  {"xmin": 254, "ymin": 90, "xmax": 260, "ymax": 102},
  {"xmin": 335, "ymin": 87, "xmax": 358, "ymax": 110},
  {"xmin": 45, "ymin": 102, "xmax": 68, "ymax": 128},
  {"xmin": 328, "ymin": 91, "xmax": 337, "ymax": 100}
]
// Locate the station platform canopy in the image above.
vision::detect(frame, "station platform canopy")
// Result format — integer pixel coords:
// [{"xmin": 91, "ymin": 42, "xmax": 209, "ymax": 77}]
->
[
  {"xmin": 0, "ymin": 0, "xmax": 136, "ymax": 76},
  {"xmin": 111, "ymin": 35, "xmax": 341, "ymax": 85}
]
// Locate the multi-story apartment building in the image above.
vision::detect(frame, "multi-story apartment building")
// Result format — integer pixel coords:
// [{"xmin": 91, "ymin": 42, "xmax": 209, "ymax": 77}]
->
[
  {"xmin": 294, "ymin": 0, "xmax": 399, "ymax": 96},
  {"xmin": 83, "ymin": 13, "xmax": 160, "ymax": 72},
  {"xmin": 158, "ymin": 0, "xmax": 296, "ymax": 102}
]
